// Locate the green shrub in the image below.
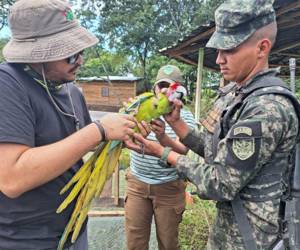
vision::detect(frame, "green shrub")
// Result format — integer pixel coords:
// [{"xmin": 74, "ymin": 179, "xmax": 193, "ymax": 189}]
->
[
  {"xmin": 179, "ymin": 196, "xmax": 216, "ymax": 250},
  {"xmin": 119, "ymin": 148, "xmax": 130, "ymax": 170}
]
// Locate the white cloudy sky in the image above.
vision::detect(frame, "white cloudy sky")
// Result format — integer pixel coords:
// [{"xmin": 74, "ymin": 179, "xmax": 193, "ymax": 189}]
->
[{"xmin": 0, "ymin": 26, "xmax": 10, "ymax": 38}]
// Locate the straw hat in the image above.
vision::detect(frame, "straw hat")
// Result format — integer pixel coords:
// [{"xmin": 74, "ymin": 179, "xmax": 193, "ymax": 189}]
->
[{"xmin": 3, "ymin": 0, "xmax": 99, "ymax": 63}]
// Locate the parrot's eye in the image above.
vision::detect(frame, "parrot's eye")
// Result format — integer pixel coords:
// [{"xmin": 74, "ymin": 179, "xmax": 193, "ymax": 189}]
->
[{"xmin": 152, "ymin": 99, "xmax": 158, "ymax": 109}]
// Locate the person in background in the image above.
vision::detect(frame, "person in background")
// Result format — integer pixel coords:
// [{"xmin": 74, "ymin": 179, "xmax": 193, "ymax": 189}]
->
[
  {"xmin": 125, "ymin": 65, "xmax": 196, "ymax": 250},
  {"xmin": 126, "ymin": 0, "xmax": 299, "ymax": 249}
]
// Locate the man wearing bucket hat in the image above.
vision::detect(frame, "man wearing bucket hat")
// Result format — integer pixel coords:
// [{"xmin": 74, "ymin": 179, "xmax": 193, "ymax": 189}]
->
[
  {"xmin": 126, "ymin": 0, "xmax": 300, "ymax": 249},
  {"xmin": 0, "ymin": 0, "xmax": 143, "ymax": 249},
  {"xmin": 125, "ymin": 65, "xmax": 196, "ymax": 250}
]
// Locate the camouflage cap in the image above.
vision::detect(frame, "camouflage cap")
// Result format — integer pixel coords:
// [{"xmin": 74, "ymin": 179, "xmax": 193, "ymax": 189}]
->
[
  {"xmin": 206, "ymin": 0, "xmax": 276, "ymax": 50},
  {"xmin": 155, "ymin": 65, "xmax": 183, "ymax": 85}
]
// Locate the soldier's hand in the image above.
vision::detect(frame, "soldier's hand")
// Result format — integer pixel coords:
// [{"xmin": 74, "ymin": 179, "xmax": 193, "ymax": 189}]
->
[
  {"xmin": 164, "ymin": 98, "xmax": 182, "ymax": 124},
  {"xmin": 125, "ymin": 133, "xmax": 163, "ymax": 157},
  {"xmin": 100, "ymin": 113, "xmax": 136, "ymax": 141}
]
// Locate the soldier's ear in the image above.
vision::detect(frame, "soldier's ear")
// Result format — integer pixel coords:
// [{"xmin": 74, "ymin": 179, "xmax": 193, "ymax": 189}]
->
[{"xmin": 257, "ymin": 38, "xmax": 272, "ymax": 58}]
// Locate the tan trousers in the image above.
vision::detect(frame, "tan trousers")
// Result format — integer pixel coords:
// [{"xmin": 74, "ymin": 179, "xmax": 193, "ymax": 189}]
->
[{"xmin": 125, "ymin": 171, "xmax": 186, "ymax": 250}]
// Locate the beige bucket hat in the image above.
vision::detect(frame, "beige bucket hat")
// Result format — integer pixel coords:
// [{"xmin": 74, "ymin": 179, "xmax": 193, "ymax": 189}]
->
[
  {"xmin": 3, "ymin": 0, "xmax": 99, "ymax": 63},
  {"xmin": 154, "ymin": 65, "xmax": 184, "ymax": 85}
]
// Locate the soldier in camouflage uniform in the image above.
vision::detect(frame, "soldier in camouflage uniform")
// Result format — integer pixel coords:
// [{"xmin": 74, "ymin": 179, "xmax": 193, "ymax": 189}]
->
[
  {"xmin": 126, "ymin": 0, "xmax": 299, "ymax": 249},
  {"xmin": 200, "ymin": 82, "xmax": 237, "ymax": 164}
]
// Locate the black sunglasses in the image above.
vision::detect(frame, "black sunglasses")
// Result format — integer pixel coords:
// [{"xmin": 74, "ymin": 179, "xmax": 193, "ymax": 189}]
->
[
  {"xmin": 67, "ymin": 51, "xmax": 84, "ymax": 64},
  {"xmin": 156, "ymin": 82, "xmax": 171, "ymax": 89}
]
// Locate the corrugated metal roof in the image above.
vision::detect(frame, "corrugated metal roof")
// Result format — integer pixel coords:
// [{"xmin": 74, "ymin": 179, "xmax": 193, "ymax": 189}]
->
[
  {"xmin": 160, "ymin": 0, "xmax": 300, "ymax": 76},
  {"xmin": 77, "ymin": 76, "xmax": 143, "ymax": 82}
]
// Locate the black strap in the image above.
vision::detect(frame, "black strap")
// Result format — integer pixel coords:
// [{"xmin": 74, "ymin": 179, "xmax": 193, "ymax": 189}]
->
[{"xmin": 231, "ymin": 195, "xmax": 258, "ymax": 250}]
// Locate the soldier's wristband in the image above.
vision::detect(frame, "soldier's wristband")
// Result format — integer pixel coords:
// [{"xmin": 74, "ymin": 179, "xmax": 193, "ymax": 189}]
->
[
  {"xmin": 158, "ymin": 146, "xmax": 172, "ymax": 168},
  {"xmin": 93, "ymin": 120, "xmax": 107, "ymax": 141}
]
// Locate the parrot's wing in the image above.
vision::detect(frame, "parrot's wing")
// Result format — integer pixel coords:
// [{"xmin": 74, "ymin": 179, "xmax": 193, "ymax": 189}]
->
[
  {"xmin": 109, "ymin": 93, "xmax": 155, "ymax": 152},
  {"xmin": 124, "ymin": 92, "xmax": 154, "ymax": 114}
]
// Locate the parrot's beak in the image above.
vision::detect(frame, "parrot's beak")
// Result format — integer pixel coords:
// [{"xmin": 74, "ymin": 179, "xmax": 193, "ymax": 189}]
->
[{"xmin": 167, "ymin": 85, "xmax": 187, "ymax": 102}]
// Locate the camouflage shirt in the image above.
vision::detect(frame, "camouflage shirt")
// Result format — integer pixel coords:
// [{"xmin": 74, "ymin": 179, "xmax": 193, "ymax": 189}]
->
[
  {"xmin": 176, "ymin": 69, "xmax": 299, "ymax": 250},
  {"xmin": 200, "ymin": 82, "xmax": 237, "ymax": 164}
]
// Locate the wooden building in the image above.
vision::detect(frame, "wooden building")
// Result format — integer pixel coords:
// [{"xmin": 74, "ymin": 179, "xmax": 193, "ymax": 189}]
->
[{"xmin": 76, "ymin": 76, "xmax": 143, "ymax": 112}]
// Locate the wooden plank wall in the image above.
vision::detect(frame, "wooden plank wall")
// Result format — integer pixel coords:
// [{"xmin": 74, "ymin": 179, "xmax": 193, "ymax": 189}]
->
[{"xmin": 77, "ymin": 81, "xmax": 137, "ymax": 111}]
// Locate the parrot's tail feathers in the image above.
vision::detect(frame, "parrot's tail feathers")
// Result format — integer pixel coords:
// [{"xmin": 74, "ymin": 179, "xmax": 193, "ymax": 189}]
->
[
  {"xmin": 94, "ymin": 159, "xmax": 109, "ymax": 199},
  {"xmin": 95, "ymin": 144, "xmax": 122, "ymax": 197},
  {"xmin": 59, "ymin": 142, "xmax": 107, "ymax": 195},
  {"xmin": 107, "ymin": 144, "xmax": 122, "ymax": 177},
  {"xmin": 71, "ymin": 206, "xmax": 89, "ymax": 243},
  {"xmin": 80, "ymin": 142, "xmax": 111, "ymax": 210},
  {"xmin": 57, "ymin": 230, "xmax": 69, "ymax": 250},
  {"xmin": 56, "ymin": 167, "xmax": 90, "ymax": 213},
  {"xmin": 57, "ymin": 141, "xmax": 123, "ymax": 249},
  {"xmin": 57, "ymin": 184, "xmax": 89, "ymax": 250},
  {"xmin": 59, "ymin": 157, "xmax": 92, "ymax": 195}
]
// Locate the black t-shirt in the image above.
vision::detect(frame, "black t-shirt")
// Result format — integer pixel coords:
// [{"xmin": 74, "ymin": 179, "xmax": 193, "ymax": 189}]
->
[{"xmin": 0, "ymin": 63, "xmax": 91, "ymax": 250}]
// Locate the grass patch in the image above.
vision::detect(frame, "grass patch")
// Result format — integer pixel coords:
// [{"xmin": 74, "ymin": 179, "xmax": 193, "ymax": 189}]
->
[{"xmin": 179, "ymin": 195, "xmax": 216, "ymax": 250}]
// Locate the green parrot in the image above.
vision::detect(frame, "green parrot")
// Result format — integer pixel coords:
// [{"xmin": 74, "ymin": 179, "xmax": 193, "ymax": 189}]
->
[
  {"xmin": 56, "ymin": 84, "xmax": 186, "ymax": 250},
  {"xmin": 126, "ymin": 92, "xmax": 172, "ymax": 122},
  {"xmin": 108, "ymin": 91, "xmax": 172, "ymax": 150}
]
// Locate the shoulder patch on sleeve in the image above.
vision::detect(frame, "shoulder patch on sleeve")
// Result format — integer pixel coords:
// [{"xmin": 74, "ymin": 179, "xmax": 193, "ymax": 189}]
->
[
  {"xmin": 232, "ymin": 137, "xmax": 255, "ymax": 160},
  {"xmin": 229, "ymin": 121, "xmax": 262, "ymax": 138},
  {"xmin": 225, "ymin": 121, "xmax": 262, "ymax": 170}
]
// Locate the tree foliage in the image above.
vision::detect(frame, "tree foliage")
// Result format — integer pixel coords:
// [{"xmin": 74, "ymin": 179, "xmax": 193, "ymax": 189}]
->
[
  {"xmin": 0, "ymin": 0, "xmax": 225, "ymax": 97},
  {"xmin": 76, "ymin": 0, "xmax": 223, "ymax": 90},
  {"xmin": 78, "ymin": 49, "xmax": 133, "ymax": 77},
  {"xmin": 0, "ymin": 0, "xmax": 15, "ymax": 30},
  {"xmin": 0, "ymin": 38, "xmax": 8, "ymax": 62}
]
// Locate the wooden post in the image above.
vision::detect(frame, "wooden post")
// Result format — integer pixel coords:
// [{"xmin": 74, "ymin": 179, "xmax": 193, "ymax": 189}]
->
[
  {"xmin": 113, "ymin": 163, "xmax": 120, "ymax": 206},
  {"xmin": 100, "ymin": 178, "xmax": 112, "ymax": 198},
  {"xmin": 134, "ymin": 81, "xmax": 137, "ymax": 96},
  {"xmin": 195, "ymin": 48, "xmax": 204, "ymax": 122}
]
